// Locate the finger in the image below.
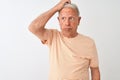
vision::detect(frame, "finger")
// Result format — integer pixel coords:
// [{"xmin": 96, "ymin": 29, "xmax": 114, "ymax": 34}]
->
[
  {"xmin": 64, "ymin": 0, "xmax": 71, "ymax": 5},
  {"xmin": 64, "ymin": 2, "xmax": 69, "ymax": 5},
  {"xmin": 67, "ymin": 0, "xmax": 71, "ymax": 4}
]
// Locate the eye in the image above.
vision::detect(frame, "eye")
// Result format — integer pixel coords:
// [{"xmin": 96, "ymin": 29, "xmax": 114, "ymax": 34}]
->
[
  {"xmin": 61, "ymin": 17, "xmax": 66, "ymax": 20},
  {"xmin": 69, "ymin": 17, "xmax": 75, "ymax": 21}
]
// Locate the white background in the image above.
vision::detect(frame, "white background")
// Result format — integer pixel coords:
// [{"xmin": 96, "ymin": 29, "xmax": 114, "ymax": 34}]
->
[{"xmin": 0, "ymin": 0, "xmax": 120, "ymax": 80}]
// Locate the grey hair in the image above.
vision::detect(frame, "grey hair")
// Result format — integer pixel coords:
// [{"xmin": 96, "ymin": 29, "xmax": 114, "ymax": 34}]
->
[{"xmin": 59, "ymin": 3, "xmax": 80, "ymax": 16}]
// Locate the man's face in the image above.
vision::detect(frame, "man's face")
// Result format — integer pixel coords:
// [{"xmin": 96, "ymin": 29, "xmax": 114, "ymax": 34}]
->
[{"xmin": 58, "ymin": 7, "xmax": 81, "ymax": 35}]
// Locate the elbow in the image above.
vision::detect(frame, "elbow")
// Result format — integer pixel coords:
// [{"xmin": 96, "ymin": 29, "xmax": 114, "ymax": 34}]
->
[
  {"xmin": 28, "ymin": 22, "xmax": 39, "ymax": 34},
  {"xmin": 28, "ymin": 21, "xmax": 39, "ymax": 33},
  {"xmin": 28, "ymin": 21, "xmax": 45, "ymax": 34},
  {"xmin": 28, "ymin": 24, "xmax": 35, "ymax": 33}
]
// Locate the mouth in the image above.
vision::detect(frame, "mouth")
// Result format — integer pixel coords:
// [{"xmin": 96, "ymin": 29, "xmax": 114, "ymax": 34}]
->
[
  {"xmin": 64, "ymin": 26, "xmax": 72, "ymax": 29},
  {"xmin": 63, "ymin": 27, "xmax": 72, "ymax": 31}
]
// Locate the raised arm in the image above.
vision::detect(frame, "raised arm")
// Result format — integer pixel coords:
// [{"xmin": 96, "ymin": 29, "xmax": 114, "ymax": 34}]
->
[{"xmin": 28, "ymin": 0, "xmax": 71, "ymax": 42}]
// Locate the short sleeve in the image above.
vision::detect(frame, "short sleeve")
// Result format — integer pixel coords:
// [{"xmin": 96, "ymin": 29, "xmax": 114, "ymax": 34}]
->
[
  {"xmin": 42, "ymin": 29, "xmax": 57, "ymax": 47},
  {"xmin": 90, "ymin": 42, "xmax": 99, "ymax": 68}
]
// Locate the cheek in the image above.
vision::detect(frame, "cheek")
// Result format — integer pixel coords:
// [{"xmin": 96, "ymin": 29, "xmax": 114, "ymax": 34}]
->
[
  {"xmin": 59, "ymin": 20, "xmax": 65, "ymax": 25},
  {"xmin": 71, "ymin": 22, "xmax": 79, "ymax": 26},
  {"xmin": 59, "ymin": 22, "xmax": 63, "ymax": 26},
  {"xmin": 71, "ymin": 22, "xmax": 79, "ymax": 29}
]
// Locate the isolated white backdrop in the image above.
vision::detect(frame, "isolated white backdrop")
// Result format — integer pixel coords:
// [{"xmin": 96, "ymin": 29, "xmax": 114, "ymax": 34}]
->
[{"xmin": 0, "ymin": 0, "xmax": 120, "ymax": 80}]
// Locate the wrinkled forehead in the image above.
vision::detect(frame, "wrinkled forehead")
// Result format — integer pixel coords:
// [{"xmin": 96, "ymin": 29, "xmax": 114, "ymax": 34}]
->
[{"xmin": 59, "ymin": 7, "xmax": 79, "ymax": 17}]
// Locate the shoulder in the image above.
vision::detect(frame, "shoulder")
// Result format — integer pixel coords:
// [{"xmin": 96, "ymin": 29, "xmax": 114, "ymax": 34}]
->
[{"xmin": 78, "ymin": 33, "xmax": 95, "ymax": 45}]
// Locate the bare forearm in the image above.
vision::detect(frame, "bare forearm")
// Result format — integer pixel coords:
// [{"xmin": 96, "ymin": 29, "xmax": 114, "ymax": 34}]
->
[{"xmin": 91, "ymin": 67, "xmax": 100, "ymax": 80}]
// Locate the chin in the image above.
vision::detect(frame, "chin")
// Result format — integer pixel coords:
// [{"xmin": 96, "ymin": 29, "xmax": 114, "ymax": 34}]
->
[{"xmin": 62, "ymin": 30, "xmax": 72, "ymax": 35}]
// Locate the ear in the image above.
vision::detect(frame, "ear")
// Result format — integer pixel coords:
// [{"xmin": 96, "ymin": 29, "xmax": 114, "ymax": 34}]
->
[
  {"xmin": 57, "ymin": 17, "xmax": 60, "ymax": 21},
  {"xmin": 78, "ymin": 16, "xmax": 81, "ymax": 25}
]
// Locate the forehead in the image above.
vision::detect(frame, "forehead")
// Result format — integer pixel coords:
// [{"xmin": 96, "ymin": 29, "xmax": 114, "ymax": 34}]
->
[{"xmin": 59, "ymin": 7, "xmax": 78, "ymax": 16}]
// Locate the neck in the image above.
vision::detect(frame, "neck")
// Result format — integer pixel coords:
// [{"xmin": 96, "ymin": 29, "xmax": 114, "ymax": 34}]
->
[{"xmin": 61, "ymin": 32, "xmax": 78, "ymax": 38}]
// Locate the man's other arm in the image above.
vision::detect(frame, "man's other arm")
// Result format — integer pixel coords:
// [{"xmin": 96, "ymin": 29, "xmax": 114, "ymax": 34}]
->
[{"xmin": 90, "ymin": 67, "xmax": 100, "ymax": 80}]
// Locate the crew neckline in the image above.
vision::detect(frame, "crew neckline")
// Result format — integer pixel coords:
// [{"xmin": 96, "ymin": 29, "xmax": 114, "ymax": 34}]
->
[{"xmin": 59, "ymin": 32, "xmax": 80, "ymax": 40}]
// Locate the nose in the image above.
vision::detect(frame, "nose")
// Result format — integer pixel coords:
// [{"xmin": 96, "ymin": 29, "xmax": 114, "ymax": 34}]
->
[{"xmin": 65, "ymin": 19, "xmax": 70, "ymax": 26}]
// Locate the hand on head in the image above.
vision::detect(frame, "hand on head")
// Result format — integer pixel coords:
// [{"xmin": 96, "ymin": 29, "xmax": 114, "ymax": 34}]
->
[{"xmin": 55, "ymin": 0, "xmax": 71, "ymax": 11}]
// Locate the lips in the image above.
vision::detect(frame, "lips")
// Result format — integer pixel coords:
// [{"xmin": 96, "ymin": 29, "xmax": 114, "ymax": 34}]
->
[
  {"xmin": 64, "ymin": 26, "xmax": 72, "ymax": 28},
  {"xmin": 63, "ymin": 27, "xmax": 72, "ymax": 31}
]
